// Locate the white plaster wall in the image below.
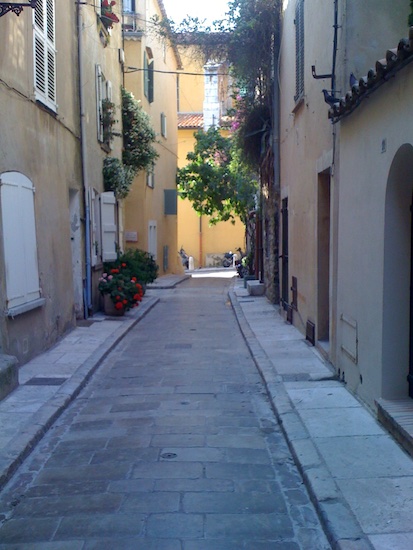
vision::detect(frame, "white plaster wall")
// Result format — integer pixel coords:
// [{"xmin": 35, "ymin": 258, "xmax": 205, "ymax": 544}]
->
[{"xmin": 337, "ymin": 64, "xmax": 413, "ymax": 407}]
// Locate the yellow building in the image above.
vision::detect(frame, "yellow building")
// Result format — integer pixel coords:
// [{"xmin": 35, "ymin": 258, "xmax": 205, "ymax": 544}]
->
[
  {"xmin": 176, "ymin": 44, "xmax": 245, "ymax": 268},
  {"xmin": 122, "ymin": 0, "xmax": 181, "ymax": 274}
]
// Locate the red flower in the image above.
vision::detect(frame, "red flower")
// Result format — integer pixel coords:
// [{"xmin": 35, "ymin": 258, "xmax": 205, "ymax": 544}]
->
[
  {"xmin": 123, "ymin": 299, "xmax": 128, "ymax": 305},
  {"xmin": 111, "ymin": 268, "xmax": 119, "ymax": 274},
  {"xmin": 115, "ymin": 302, "xmax": 124, "ymax": 310},
  {"xmin": 121, "ymin": 262, "xmax": 127, "ymax": 267},
  {"xmin": 116, "ymin": 295, "xmax": 120, "ymax": 300}
]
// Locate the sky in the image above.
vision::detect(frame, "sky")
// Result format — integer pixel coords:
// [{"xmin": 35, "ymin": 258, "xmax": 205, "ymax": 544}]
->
[{"xmin": 162, "ymin": 0, "xmax": 230, "ymax": 25}]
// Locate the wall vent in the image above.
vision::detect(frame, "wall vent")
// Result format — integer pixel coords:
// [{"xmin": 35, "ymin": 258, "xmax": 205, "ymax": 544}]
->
[
  {"xmin": 286, "ymin": 304, "xmax": 293, "ymax": 324},
  {"xmin": 306, "ymin": 320, "xmax": 315, "ymax": 346}
]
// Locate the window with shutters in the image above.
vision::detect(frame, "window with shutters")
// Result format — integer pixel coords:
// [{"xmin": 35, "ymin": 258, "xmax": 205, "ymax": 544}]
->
[
  {"xmin": 96, "ymin": 65, "xmax": 114, "ymax": 148},
  {"xmin": 144, "ymin": 48, "xmax": 154, "ymax": 103},
  {"xmin": 161, "ymin": 112, "xmax": 167, "ymax": 138},
  {"xmin": 294, "ymin": 0, "xmax": 304, "ymax": 103},
  {"xmin": 90, "ymin": 189, "xmax": 118, "ymax": 266},
  {"xmin": 148, "ymin": 221, "xmax": 157, "ymax": 260},
  {"xmin": 146, "ymin": 163, "xmax": 155, "ymax": 188},
  {"xmin": 33, "ymin": 0, "xmax": 57, "ymax": 112},
  {"xmin": 0, "ymin": 172, "xmax": 44, "ymax": 315}
]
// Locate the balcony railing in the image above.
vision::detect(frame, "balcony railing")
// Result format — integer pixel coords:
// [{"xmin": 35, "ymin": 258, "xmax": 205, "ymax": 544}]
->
[{"xmin": 122, "ymin": 11, "xmax": 145, "ymax": 36}]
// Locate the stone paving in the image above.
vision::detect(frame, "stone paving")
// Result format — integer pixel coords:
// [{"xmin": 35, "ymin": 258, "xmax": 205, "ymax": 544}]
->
[{"xmin": 0, "ymin": 275, "xmax": 330, "ymax": 549}]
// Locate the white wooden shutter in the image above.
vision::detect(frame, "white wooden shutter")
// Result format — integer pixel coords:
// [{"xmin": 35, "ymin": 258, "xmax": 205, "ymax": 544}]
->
[
  {"xmin": 101, "ymin": 192, "xmax": 118, "ymax": 262},
  {"xmin": 96, "ymin": 64, "xmax": 104, "ymax": 142},
  {"xmin": 90, "ymin": 188, "xmax": 99, "ymax": 266},
  {"xmin": 33, "ymin": 0, "xmax": 56, "ymax": 111},
  {"xmin": 0, "ymin": 172, "xmax": 41, "ymax": 309}
]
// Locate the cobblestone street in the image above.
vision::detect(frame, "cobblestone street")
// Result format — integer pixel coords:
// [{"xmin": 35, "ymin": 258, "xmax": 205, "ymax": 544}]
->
[{"xmin": 0, "ymin": 276, "xmax": 330, "ymax": 549}]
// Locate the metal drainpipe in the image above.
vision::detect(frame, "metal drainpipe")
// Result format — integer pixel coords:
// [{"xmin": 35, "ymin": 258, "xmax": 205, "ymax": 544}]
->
[
  {"xmin": 77, "ymin": 3, "xmax": 92, "ymax": 317},
  {"xmin": 331, "ymin": 0, "xmax": 339, "ymax": 95}
]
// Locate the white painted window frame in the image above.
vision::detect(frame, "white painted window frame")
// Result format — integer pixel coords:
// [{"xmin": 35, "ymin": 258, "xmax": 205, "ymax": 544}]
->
[{"xmin": 0, "ymin": 172, "xmax": 44, "ymax": 316}]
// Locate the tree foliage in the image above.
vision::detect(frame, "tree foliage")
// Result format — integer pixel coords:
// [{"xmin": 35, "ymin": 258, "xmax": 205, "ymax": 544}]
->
[
  {"xmin": 177, "ymin": 127, "xmax": 258, "ymax": 225},
  {"xmin": 121, "ymin": 87, "xmax": 159, "ymax": 173}
]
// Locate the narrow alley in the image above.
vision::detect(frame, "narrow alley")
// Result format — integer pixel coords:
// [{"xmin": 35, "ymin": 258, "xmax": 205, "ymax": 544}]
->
[{"xmin": 0, "ymin": 275, "xmax": 330, "ymax": 549}]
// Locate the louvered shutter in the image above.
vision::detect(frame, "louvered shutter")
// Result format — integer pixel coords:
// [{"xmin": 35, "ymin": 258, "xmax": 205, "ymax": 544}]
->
[
  {"xmin": 144, "ymin": 51, "xmax": 149, "ymax": 99},
  {"xmin": 0, "ymin": 172, "xmax": 41, "ymax": 309},
  {"xmin": 101, "ymin": 192, "xmax": 118, "ymax": 262},
  {"xmin": 34, "ymin": 0, "xmax": 56, "ymax": 111},
  {"xmin": 96, "ymin": 64, "xmax": 104, "ymax": 142},
  {"xmin": 90, "ymin": 188, "xmax": 99, "ymax": 266},
  {"xmin": 148, "ymin": 60, "xmax": 154, "ymax": 103}
]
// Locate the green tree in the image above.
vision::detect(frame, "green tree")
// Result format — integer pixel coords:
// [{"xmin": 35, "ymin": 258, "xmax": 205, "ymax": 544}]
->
[{"xmin": 177, "ymin": 127, "xmax": 257, "ymax": 225}]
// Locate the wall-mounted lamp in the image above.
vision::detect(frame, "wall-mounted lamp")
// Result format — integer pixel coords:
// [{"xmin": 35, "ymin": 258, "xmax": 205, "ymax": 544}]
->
[{"xmin": 0, "ymin": 1, "xmax": 37, "ymax": 17}]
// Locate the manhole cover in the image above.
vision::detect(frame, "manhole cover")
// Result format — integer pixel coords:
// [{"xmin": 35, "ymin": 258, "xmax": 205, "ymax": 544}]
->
[
  {"xmin": 161, "ymin": 453, "xmax": 178, "ymax": 459},
  {"xmin": 25, "ymin": 377, "xmax": 67, "ymax": 386}
]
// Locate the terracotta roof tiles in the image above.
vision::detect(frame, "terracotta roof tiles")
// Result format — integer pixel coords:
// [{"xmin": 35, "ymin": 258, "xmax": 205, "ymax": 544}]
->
[
  {"xmin": 178, "ymin": 113, "xmax": 204, "ymax": 129},
  {"xmin": 329, "ymin": 27, "xmax": 413, "ymax": 123}
]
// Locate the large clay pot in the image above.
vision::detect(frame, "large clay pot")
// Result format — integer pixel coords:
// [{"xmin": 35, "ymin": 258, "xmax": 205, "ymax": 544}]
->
[{"xmin": 103, "ymin": 294, "xmax": 125, "ymax": 316}]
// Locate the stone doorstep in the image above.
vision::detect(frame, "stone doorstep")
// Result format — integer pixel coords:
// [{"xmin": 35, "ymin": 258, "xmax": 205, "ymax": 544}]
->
[
  {"xmin": 376, "ymin": 398, "xmax": 413, "ymax": 457},
  {"xmin": 247, "ymin": 280, "xmax": 265, "ymax": 296},
  {"xmin": 0, "ymin": 354, "xmax": 18, "ymax": 401}
]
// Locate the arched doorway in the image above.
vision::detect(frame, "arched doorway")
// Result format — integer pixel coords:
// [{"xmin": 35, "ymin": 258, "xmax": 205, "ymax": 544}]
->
[{"xmin": 382, "ymin": 144, "xmax": 413, "ymax": 399}]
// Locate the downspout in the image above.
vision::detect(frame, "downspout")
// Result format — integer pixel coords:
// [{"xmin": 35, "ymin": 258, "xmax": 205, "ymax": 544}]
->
[
  {"xmin": 77, "ymin": 3, "xmax": 92, "ymax": 317},
  {"xmin": 331, "ymin": 0, "xmax": 339, "ymax": 95}
]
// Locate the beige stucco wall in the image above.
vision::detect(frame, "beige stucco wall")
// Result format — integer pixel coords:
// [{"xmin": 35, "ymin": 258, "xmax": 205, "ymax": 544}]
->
[
  {"xmin": 0, "ymin": 5, "xmax": 82, "ymax": 362},
  {"xmin": 79, "ymin": 4, "xmax": 124, "ymax": 311},
  {"xmin": 279, "ymin": 0, "xmax": 408, "ymax": 367},
  {"xmin": 337, "ymin": 63, "xmax": 413, "ymax": 408},
  {"xmin": 123, "ymin": 0, "xmax": 180, "ymax": 274},
  {"xmin": 279, "ymin": 0, "xmax": 336, "ymax": 340}
]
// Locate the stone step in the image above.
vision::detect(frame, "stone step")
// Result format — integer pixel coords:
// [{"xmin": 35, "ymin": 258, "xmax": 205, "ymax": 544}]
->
[
  {"xmin": 246, "ymin": 280, "xmax": 265, "ymax": 296},
  {"xmin": 0, "ymin": 354, "xmax": 18, "ymax": 401}
]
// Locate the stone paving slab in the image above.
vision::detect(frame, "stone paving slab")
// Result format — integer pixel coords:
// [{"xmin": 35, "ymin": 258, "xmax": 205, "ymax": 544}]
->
[
  {"xmin": 0, "ymin": 281, "xmax": 181, "ymax": 491},
  {"xmin": 2, "ymin": 273, "xmax": 413, "ymax": 548},
  {"xmin": 0, "ymin": 274, "xmax": 330, "ymax": 550},
  {"xmin": 229, "ymin": 278, "xmax": 413, "ymax": 550}
]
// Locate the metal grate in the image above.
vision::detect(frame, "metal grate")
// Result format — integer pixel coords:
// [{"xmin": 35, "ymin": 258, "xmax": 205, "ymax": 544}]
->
[
  {"xmin": 25, "ymin": 377, "xmax": 67, "ymax": 386},
  {"xmin": 306, "ymin": 320, "xmax": 316, "ymax": 346}
]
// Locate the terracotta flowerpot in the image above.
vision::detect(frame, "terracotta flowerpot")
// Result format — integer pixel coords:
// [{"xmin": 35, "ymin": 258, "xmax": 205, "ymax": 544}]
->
[{"xmin": 103, "ymin": 294, "xmax": 125, "ymax": 316}]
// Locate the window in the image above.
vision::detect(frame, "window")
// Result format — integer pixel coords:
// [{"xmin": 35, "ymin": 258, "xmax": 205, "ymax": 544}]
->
[
  {"xmin": 146, "ymin": 164, "xmax": 155, "ymax": 188},
  {"xmin": 148, "ymin": 221, "xmax": 157, "ymax": 259},
  {"xmin": 294, "ymin": 0, "xmax": 304, "ymax": 103},
  {"xmin": 96, "ymin": 64, "xmax": 113, "ymax": 147},
  {"xmin": 33, "ymin": 0, "xmax": 56, "ymax": 112},
  {"xmin": 144, "ymin": 48, "xmax": 154, "ymax": 103},
  {"xmin": 161, "ymin": 112, "xmax": 167, "ymax": 138},
  {"xmin": 0, "ymin": 172, "xmax": 43, "ymax": 313},
  {"xmin": 123, "ymin": 0, "xmax": 135, "ymax": 12}
]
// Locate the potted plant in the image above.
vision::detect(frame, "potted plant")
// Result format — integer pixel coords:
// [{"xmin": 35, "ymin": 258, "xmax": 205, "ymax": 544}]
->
[
  {"xmin": 98, "ymin": 263, "xmax": 144, "ymax": 315},
  {"xmin": 101, "ymin": 0, "xmax": 120, "ymax": 30}
]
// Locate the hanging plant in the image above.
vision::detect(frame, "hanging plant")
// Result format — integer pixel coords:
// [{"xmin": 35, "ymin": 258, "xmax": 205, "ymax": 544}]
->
[
  {"xmin": 103, "ymin": 157, "xmax": 134, "ymax": 199},
  {"xmin": 101, "ymin": 98, "xmax": 120, "ymax": 148},
  {"xmin": 101, "ymin": 0, "xmax": 120, "ymax": 30}
]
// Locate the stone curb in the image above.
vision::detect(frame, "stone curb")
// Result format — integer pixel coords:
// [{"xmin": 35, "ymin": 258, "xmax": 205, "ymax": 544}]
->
[
  {"xmin": 228, "ymin": 289, "xmax": 373, "ymax": 550},
  {"xmin": 0, "ymin": 295, "xmax": 159, "ymax": 492}
]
